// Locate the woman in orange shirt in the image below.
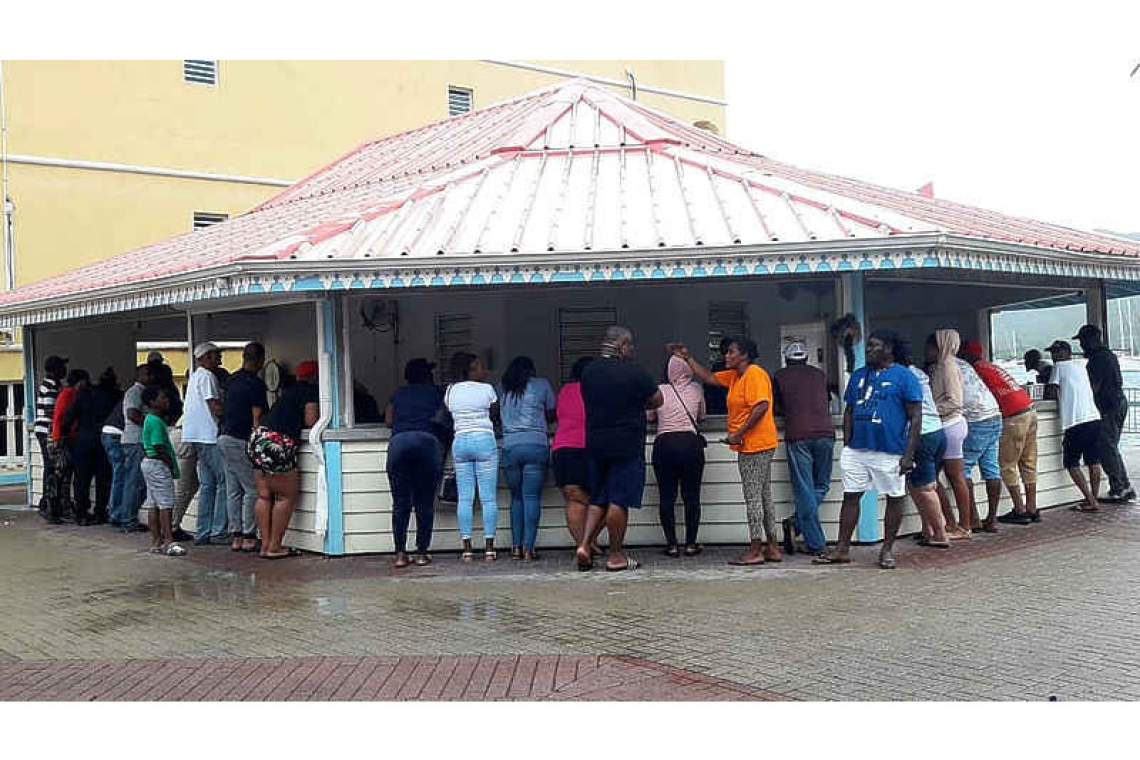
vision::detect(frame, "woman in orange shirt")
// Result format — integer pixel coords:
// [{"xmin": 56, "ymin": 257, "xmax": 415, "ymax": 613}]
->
[{"xmin": 671, "ymin": 338, "xmax": 780, "ymax": 565}]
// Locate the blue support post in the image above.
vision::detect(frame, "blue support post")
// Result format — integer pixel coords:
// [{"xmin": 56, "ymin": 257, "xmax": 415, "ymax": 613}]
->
[
  {"xmin": 319, "ymin": 297, "xmax": 345, "ymax": 555},
  {"xmin": 23, "ymin": 326, "xmax": 36, "ymax": 507}
]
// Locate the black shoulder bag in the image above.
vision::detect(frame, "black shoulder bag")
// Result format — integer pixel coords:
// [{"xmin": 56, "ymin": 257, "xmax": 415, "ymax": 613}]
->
[{"xmin": 669, "ymin": 383, "xmax": 707, "ymax": 448}]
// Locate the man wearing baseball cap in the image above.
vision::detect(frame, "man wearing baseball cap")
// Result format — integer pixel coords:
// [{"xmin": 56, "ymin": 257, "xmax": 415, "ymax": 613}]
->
[
  {"xmin": 1074, "ymin": 324, "xmax": 1134, "ymax": 503},
  {"xmin": 34, "ymin": 355, "xmax": 68, "ymax": 521},
  {"xmin": 183, "ymin": 342, "xmax": 228, "ymax": 544},
  {"xmin": 772, "ymin": 340, "xmax": 834, "ymax": 557},
  {"xmin": 959, "ymin": 341, "xmax": 1040, "ymax": 525},
  {"xmin": 1045, "ymin": 340, "xmax": 1103, "ymax": 511}
]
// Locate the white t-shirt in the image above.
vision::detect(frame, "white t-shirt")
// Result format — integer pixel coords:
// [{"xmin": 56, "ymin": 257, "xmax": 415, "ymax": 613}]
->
[
  {"xmin": 445, "ymin": 381, "xmax": 498, "ymax": 437},
  {"xmin": 1051, "ymin": 360, "xmax": 1100, "ymax": 431},
  {"xmin": 956, "ymin": 358, "xmax": 1001, "ymax": 422},
  {"xmin": 182, "ymin": 367, "xmax": 220, "ymax": 443}
]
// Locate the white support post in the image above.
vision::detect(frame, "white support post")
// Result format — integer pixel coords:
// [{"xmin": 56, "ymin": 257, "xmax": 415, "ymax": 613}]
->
[{"xmin": 341, "ymin": 296, "xmax": 355, "ymax": 428}]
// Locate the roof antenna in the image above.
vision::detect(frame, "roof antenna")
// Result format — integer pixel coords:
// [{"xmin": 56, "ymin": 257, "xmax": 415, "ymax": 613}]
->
[{"xmin": 624, "ymin": 66, "xmax": 638, "ymax": 100}]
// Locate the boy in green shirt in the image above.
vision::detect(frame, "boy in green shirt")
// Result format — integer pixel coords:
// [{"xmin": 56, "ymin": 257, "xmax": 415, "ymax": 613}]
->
[{"xmin": 140, "ymin": 387, "xmax": 185, "ymax": 556}]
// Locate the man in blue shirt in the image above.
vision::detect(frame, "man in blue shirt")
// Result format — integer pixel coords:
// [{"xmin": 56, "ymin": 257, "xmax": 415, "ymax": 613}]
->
[{"xmin": 816, "ymin": 329, "xmax": 923, "ymax": 569}]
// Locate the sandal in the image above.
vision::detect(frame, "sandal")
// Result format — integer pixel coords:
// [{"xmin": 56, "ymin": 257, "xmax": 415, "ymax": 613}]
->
[
  {"xmin": 812, "ymin": 551, "xmax": 851, "ymax": 565},
  {"xmin": 261, "ymin": 547, "xmax": 302, "ymax": 560},
  {"xmin": 684, "ymin": 544, "xmax": 703, "ymax": 557},
  {"xmin": 1070, "ymin": 504, "xmax": 1100, "ymax": 513},
  {"xmin": 575, "ymin": 548, "xmax": 594, "ymax": 572},
  {"xmin": 394, "ymin": 552, "xmax": 410, "ymax": 569},
  {"xmin": 148, "ymin": 545, "xmax": 163, "ymax": 554},
  {"xmin": 510, "ymin": 547, "xmax": 523, "ymax": 561},
  {"xmin": 461, "ymin": 550, "xmax": 475, "ymax": 563},
  {"xmin": 728, "ymin": 555, "xmax": 766, "ymax": 566},
  {"xmin": 605, "ymin": 557, "xmax": 640, "ymax": 572},
  {"xmin": 230, "ymin": 535, "xmax": 243, "ymax": 552},
  {"xmin": 163, "ymin": 543, "xmax": 187, "ymax": 557},
  {"xmin": 240, "ymin": 538, "xmax": 258, "ymax": 552},
  {"xmin": 663, "ymin": 545, "xmax": 680, "ymax": 558},
  {"xmin": 484, "ymin": 549, "xmax": 498, "ymax": 562},
  {"xmin": 414, "ymin": 554, "xmax": 432, "ymax": 566},
  {"xmin": 878, "ymin": 554, "xmax": 897, "ymax": 570}
]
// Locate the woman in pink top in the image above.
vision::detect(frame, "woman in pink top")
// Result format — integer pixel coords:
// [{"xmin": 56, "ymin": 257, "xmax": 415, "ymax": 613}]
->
[
  {"xmin": 648, "ymin": 355, "xmax": 707, "ymax": 556},
  {"xmin": 553, "ymin": 357, "xmax": 602, "ymax": 555}
]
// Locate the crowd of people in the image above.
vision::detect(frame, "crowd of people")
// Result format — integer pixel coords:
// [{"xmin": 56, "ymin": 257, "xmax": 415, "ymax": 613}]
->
[
  {"xmin": 384, "ymin": 322, "xmax": 1133, "ymax": 571},
  {"xmin": 34, "ymin": 320, "xmax": 1133, "ymax": 571},
  {"xmin": 34, "ymin": 342, "xmax": 320, "ymax": 559}
]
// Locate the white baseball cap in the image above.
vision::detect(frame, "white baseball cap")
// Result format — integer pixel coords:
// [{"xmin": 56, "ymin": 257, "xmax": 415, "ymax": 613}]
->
[
  {"xmin": 783, "ymin": 341, "xmax": 808, "ymax": 361},
  {"xmin": 193, "ymin": 342, "xmax": 220, "ymax": 359}
]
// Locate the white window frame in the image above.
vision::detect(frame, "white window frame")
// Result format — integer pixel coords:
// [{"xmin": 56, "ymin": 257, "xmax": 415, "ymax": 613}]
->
[
  {"xmin": 183, "ymin": 60, "xmax": 218, "ymax": 86},
  {"xmin": 0, "ymin": 382, "xmax": 25, "ymax": 467},
  {"xmin": 434, "ymin": 313, "xmax": 475, "ymax": 383}
]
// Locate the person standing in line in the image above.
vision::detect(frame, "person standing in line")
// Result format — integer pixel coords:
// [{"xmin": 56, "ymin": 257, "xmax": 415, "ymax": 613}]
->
[
  {"xmin": 1046, "ymin": 340, "xmax": 1105, "ymax": 512},
  {"xmin": 773, "ymin": 340, "xmax": 834, "ymax": 558},
  {"xmin": 815, "ymin": 330, "xmax": 924, "ymax": 569},
  {"xmin": 248, "ymin": 360, "xmax": 320, "ymax": 560},
  {"xmin": 899, "ymin": 354, "xmax": 950, "ymax": 549},
  {"xmin": 959, "ymin": 341, "xmax": 1041, "ymax": 525},
  {"xmin": 171, "ymin": 433, "xmax": 199, "ymax": 543},
  {"xmin": 552, "ymin": 357, "xmax": 605, "ymax": 558},
  {"xmin": 87, "ymin": 369, "xmax": 121, "ymax": 524},
  {"xmin": 61, "ymin": 369, "xmax": 117, "ymax": 526},
  {"xmin": 34, "ymin": 355, "xmax": 68, "ymax": 521},
  {"xmin": 577, "ymin": 327, "xmax": 663, "ymax": 572},
  {"xmin": 1023, "ymin": 349, "xmax": 1054, "ymax": 386},
  {"xmin": 648, "ymin": 354, "xmax": 707, "ymax": 558},
  {"xmin": 48, "ymin": 369, "xmax": 84, "ymax": 524},
  {"xmin": 183, "ymin": 342, "xmax": 228, "ymax": 546},
  {"xmin": 499, "ymin": 356, "xmax": 557, "ymax": 562},
  {"xmin": 140, "ymin": 387, "xmax": 186, "ymax": 556},
  {"xmin": 673, "ymin": 337, "xmax": 780, "ymax": 566},
  {"xmin": 119, "ymin": 364, "xmax": 154, "ymax": 533},
  {"xmin": 384, "ymin": 358, "xmax": 446, "ymax": 568},
  {"xmin": 1075, "ymin": 324, "xmax": 1135, "ymax": 503},
  {"xmin": 926, "ymin": 330, "xmax": 973, "ymax": 538},
  {"xmin": 218, "ymin": 342, "xmax": 267, "ymax": 553},
  {"xmin": 955, "ymin": 347, "xmax": 1003, "ymax": 532},
  {"xmin": 101, "ymin": 378, "xmax": 128, "ymax": 528},
  {"xmin": 147, "ymin": 351, "xmax": 185, "ymax": 425},
  {"xmin": 445, "ymin": 351, "xmax": 502, "ymax": 562}
]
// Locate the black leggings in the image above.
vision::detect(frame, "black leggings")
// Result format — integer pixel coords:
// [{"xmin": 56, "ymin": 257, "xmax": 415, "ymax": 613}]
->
[{"xmin": 652, "ymin": 432, "xmax": 705, "ymax": 546}]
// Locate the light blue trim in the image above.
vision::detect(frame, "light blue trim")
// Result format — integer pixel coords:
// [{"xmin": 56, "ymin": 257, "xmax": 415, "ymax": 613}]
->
[
  {"xmin": 322, "ymin": 440, "xmax": 345, "ymax": 556},
  {"xmin": 23, "ymin": 325, "xmax": 36, "ymax": 508},
  {"xmin": 0, "ymin": 472, "xmax": 28, "ymax": 486},
  {"xmin": 294, "ymin": 277, "xmax": 324, "ymax": 291}
]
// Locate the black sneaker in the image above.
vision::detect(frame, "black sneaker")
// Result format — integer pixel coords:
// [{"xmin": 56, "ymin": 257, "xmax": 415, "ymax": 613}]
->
[
  {"xmin": 171, "ymin": 528, "xmax": 193, "ymax": 542},
  {"xmin": 781, "ymin": 518, "xmax": 796, "ymax": 555},
  {"xmin": 1117, "ymin": 488, "xmax": 1137, "ymax": 503},
  {"xmin": 997, "ymin": 511, "xmax": 1032, "ymax": 525}
]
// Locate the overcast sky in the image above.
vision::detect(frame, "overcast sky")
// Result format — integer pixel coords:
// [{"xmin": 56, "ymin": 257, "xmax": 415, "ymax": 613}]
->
[{"xmin": 723, "ymin": 6, "xmax": 1140, "ymax": 236}]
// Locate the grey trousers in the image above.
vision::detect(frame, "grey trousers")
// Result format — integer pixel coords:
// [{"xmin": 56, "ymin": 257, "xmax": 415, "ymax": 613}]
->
[
  {"xmin": 738, "ymin": 449, "xmax": 776, "ymax": 542},
  {"xmin": 218, "ymin": 434, "xmax": 257, "ymax": 536},
  {"xmin": 173, "ymin": 440, "xmax": 199, "ymax": 529}
]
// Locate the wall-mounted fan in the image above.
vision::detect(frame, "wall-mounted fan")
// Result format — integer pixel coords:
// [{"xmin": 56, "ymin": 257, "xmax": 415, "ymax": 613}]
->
[{"xmin": 361, "ymin": 299, "xmax": 399, "ymax": 335}]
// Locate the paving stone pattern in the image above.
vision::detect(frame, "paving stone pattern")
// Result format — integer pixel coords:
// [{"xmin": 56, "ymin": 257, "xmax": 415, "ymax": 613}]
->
[{"xmin": 2, "ymin": 498, "xmax": 1140, "ymax": 701}]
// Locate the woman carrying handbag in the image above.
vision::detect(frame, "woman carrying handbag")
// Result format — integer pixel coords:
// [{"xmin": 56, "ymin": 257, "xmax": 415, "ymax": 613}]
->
[{"xmin": 648, "ymin": 354, "xmax": 707, "ymax": 557}]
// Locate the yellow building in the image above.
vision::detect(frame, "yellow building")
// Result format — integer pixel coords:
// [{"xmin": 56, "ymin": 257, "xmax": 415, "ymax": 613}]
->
[{"xmin": 0, "ymin": 60, "xmax": 725, "ymax": 467}]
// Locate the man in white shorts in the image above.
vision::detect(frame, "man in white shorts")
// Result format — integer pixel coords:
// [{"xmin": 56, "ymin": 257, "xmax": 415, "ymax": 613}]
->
[{"xmin": 816, "ymin": 329, "xmax": 924, "ymax": 569}]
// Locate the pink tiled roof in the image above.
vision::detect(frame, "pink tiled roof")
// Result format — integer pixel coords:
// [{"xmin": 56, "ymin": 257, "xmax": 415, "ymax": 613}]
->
[{"xmin": 3, "ymin": 79, "xmax": 1138, "ymax": 308}]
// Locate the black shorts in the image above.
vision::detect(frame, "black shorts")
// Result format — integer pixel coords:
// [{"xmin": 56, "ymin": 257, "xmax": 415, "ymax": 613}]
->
[
  {"xmin": 1062, "ymin": 420, "xmax": 1101, "ymax": 469},
  {"xmin": 588, "ymin": 452, "xmax": 646, "ymax": 510},
  {"xmin": 551, "ymin": 447, "xmax": 590, "ymax": 489}
]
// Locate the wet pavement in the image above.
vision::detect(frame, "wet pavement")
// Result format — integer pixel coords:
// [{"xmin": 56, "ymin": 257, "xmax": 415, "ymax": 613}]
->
[{"xmin": 3, "ymin": 488, "xmax": 1140, "ymax": 700}]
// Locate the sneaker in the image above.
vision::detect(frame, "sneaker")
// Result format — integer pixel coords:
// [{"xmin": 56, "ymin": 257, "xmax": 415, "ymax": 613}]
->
[{"xmin": 997, "ymin": 511, "xmax": 1032, "ymax": 525}]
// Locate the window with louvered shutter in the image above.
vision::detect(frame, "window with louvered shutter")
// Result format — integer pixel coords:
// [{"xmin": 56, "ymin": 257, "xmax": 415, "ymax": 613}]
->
[
  {"xmin": 193, "ymin": 212, "xmax": 228, "ymax": 230},
  {"xmin": 558, "ymin": 307, "xmax": 616, "ymax": 382},
  {"xmin": 707, "ymin": 301, "xmax": 749, "ymax": 364},
  {"xmin": 435, "ymin": 313, "xmax": 475, "ymax": 383},
  {"xmin": 183, "ymin": 60, "xmax": 217, "ymax": 86},
  {"xmin": 447, "ymin": 86, "xmax": 473, "ymax": 116}
]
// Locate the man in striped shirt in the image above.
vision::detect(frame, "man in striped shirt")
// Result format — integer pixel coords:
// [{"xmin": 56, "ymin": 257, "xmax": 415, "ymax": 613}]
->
[{"xmin": 34, "ymin": 355, "xmax": 68, "ymax": 518}]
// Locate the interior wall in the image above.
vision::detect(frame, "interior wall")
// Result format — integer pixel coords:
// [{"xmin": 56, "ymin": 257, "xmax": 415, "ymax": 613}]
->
[{"xmin": 346, "ymin": 278, "xmax": 837, "ymax": 410}]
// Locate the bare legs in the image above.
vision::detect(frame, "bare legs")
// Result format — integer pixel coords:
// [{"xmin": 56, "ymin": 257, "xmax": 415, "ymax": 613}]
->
[
  {"xmin": 912, "ymin": 484, "xmax": 948, "ymax": 544},
  {"xmin": 575, "ymin": 503, "xmax": 628, "ymax": 570},
  {"xmin": 1069, "ymin": 465, "xmax": 1103, "ymax": 511},
  {"xmin": 938, "ymin": 459, "xmax": 973, "ymax": 536},
  {"xmin": 878, "ymin": 496, "xmax": 908, "ymax": 568},
  {"xmin": 563, "ymin": 485, "xmax": 603, "ymax": 555},
  {"xmin": 148, "ymin": 507, "xmax": 174, "ymax": 549},
  {"xmin": 254, "ymin": 469, "xmax": 299, "ymax": 558}
]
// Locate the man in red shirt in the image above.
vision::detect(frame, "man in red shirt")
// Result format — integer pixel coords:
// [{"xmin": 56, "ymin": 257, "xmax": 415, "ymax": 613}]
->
[{"xmin": 960, "ymin": 342, "xmax": 1039, "ymax": 525}]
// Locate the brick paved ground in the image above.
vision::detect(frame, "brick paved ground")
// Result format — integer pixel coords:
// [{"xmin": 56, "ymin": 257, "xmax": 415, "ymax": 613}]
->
[{"xmin": 2, "ymin": 476, "xmax": 1140, "ymax": 700}]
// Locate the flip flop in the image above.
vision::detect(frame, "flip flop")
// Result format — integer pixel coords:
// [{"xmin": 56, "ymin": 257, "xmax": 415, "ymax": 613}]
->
[
  {"xmin": 878, "ymin": 554, "xmax": 897, "ymax": 570},
  {"xmin": 812, "ymin": 553, "xmax": 851, "ymax": 565},
  {"xmin": 925, "ymin": 540, "xmax": 951, "ymax": 549},
  {"xmin": 261, "ymin": 547, "xmax": 303, "ymax": 560},
  {"xmin": 414, "ymin": 554, "xmax": 432, "ymax": 566},
  {"xmin": 728, "ymin": 556, "xmax": 766, "ymax": 566},
  {"xmin": 1070, "ymin": 505, "xmax": 1100, "ymax": 513},
  {"xmin": 605, "ymin": 557, "xmax": 640, "ymax": 572}
]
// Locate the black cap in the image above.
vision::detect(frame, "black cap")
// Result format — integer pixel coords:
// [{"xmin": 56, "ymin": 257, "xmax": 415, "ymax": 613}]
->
[
  {"xmin": 1045, "ymin": 340, "xmax": 1071, "ymax": 354},
  {"xmin": 1073, "ymin": 324, "xmax": 1101, "ymax": 341},
  {"xmin": 45, "ymin": 355, "xmax": 68, "ymax": 373},
  {"xmin": 404, "ymin": 358, "xmax": 436, "ymax": 382}
]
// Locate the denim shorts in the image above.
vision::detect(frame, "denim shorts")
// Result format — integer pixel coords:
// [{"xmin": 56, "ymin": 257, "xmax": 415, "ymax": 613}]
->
[
  {"xmin": 908, "ymin": 429, "xmax": 946, "ymax": 488},
  {"xmin": 962, "ymin": 416, "xmax": 1002, "ymax": 480},
  {"xmin": 587, "ymin": 452, "xmax": 646, "ymax": 509}
]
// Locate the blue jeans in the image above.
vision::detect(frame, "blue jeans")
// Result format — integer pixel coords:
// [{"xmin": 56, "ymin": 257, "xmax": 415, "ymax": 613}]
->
[
  {"xmin": 503, "ymin": 444, "xmax": 549, "ymax": 550},
  {"xmin": 102, "ymin": 434, "xmax": 126, "ymax": 525},
  {"xmin": 785, "ymin": 437, "xmax": 834, "ymax": 553},
  {"xmin": 386, "ymin": 431, "xmax": 443, "ymax": 553},
  {"xmin": 193, "ymin": 442, "xmax": 228, "ymax": 540},
  {"xmin": 452, "ymin": 432, "xmax": 499, "ymax": 541},
  {"xmin": 120, "ymin": 443, "xmax": 145, "ymax": 529}
]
